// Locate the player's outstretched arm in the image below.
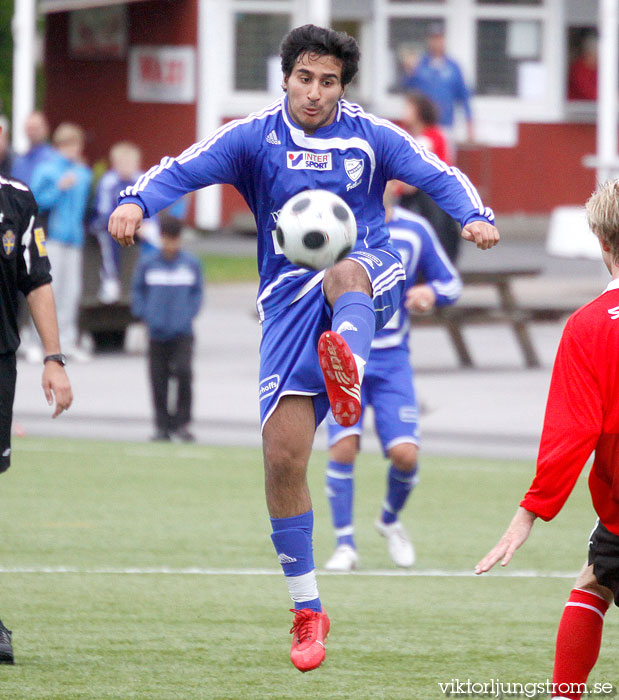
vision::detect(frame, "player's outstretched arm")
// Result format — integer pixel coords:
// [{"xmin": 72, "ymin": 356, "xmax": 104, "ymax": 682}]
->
[
  {"xmin": 462, "ymin": 221, "xmax": 500, "ymax": 250},
  {"xmin": 108, "ymin": 202, "xmax": 144, "ymax": 248},
  {"xmin": 474, "ymin": 506, "xmax": 536, "ymax": 574}
]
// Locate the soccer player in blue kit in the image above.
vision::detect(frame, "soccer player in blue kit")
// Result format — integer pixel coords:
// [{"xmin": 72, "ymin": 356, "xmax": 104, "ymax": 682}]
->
[
  {"xmin": 324, "ymin": 182, "xmax": 462, "ymax": 572},
  {"xmin": 108, "ymin": 24, "xmax": 498, "ymax": 672}
]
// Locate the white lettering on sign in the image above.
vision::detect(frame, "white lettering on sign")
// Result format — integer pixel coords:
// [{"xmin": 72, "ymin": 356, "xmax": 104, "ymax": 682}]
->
[{"xmin": 129, "ymin": 46, "xmax": 195, "ymax": 103}]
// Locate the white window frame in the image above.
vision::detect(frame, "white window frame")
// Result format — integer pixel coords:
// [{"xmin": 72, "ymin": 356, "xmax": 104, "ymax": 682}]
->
[
  {"xmin": 221, "ymin": 0, "xmax": 305, "ymax": 116},
  {"xmin": 370, "ymin": 0, "xmax": 566, "ymax": 127}
]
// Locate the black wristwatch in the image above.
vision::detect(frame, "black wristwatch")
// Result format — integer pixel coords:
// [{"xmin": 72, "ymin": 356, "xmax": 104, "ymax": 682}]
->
[{"xmin": 43, "ymin": 353, "xmax": 67, "ymax": 367}]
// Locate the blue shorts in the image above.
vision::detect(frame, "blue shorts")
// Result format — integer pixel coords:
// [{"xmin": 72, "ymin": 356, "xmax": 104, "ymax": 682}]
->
[
  {"xmin": 326, "ymin": 344, "xmax": 419, "ymax": 455},
  {"xmin": 259, "ymin": 247, "xmax": 405, "ymax": 432}
]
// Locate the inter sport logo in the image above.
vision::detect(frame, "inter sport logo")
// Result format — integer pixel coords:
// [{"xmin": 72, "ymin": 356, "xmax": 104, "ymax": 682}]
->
[{"xmin": 286, "ymin": 151, "xmax": 332, "ymax": 171}]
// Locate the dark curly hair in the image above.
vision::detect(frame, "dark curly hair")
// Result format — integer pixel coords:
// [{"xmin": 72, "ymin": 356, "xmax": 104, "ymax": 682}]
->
[{"xmin": 280, "ymin": 24, "xmax": 360, "ymax": 87}]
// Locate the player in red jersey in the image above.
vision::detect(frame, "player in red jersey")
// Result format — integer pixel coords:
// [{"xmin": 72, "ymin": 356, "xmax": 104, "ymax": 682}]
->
[{"xmin": 475, "ymin": 178, "xmax": 619, "ymax": 700}]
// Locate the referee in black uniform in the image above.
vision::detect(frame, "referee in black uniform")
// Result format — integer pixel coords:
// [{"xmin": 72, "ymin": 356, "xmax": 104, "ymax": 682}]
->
[{"xmin": 0, "ymin": 122, "xmax": 72, "ymax": 664}]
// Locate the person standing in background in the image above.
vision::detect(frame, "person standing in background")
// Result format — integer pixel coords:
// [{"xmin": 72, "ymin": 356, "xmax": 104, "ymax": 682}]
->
[
  {"xmin": 90, "ymin": 141, "xmax": 160, "ymax": 304},
  {"xmin": 401, "ymin": 23, "xmax": 473, "ymax": 145},
  {"xmin": 11, "ymin": 112, "xmax": 56, "ymax": 188},
  {"xmin": 31, "ymin": 123, "xmax": 92, "ymax": 361},
  {"xmin": 398, "ymin": 91, "xmax": 462, "ymax": 262},
  {"xmin": 568, "ymin": 32, "xmax": 598, "ymax": 101},
  {"xmin": 0, "ymin": 116, "xmax": 13, "ymax": 177},
  {"xmin": 131, "ymin": 215, "xmax": 203, "ymax": 443}
]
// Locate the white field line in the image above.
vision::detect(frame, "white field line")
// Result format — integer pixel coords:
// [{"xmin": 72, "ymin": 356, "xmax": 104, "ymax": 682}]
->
[{"xmin": 0, "ymin": 566, "xmax": 578, "ymax": 579}]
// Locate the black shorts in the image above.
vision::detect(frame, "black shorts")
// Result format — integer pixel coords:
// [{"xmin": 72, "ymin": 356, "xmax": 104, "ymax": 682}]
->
[
  {"xmin": 0, "ymin": 353, "xmax": 16, "ymax": 473},
  {"xmin": 588, "ymin": 519, "xmax": 619, "ymax": 606}
]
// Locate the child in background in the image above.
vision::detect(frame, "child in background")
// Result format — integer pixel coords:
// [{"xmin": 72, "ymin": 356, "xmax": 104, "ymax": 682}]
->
[
  {"xmin": 30, "ymin": 123, "xmax": 92, "ymax": 360},
  {"xmin": 131, "ymin": 215, "xmax": 203, "ymax": 442},
  {"xmin": 91, "ymin": 142, "xmax": 160, "ymax": 304}
]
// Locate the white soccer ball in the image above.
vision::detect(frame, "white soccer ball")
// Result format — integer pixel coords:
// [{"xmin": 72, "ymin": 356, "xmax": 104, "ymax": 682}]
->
[{"xmin": 276, "ymin": 189, "xmax": 357, "ymax": 270}]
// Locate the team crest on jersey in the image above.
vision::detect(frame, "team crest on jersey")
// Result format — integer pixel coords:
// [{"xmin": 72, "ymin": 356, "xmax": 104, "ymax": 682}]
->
[
  {"xmin": 286, "ymin": 151, "xmax": 332, "ymax": 171},
  {"xmin": 2, "ymin": 230, "xmax": 15, "ymax": 256},
  {"xmin": 344, "ymin": 158, "xmax": 364, "ymax": 183}
]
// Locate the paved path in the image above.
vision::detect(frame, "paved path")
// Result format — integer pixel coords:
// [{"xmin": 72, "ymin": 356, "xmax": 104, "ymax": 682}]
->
[{"xmin": 13, "ymin": 236, "xmax": 607, "ymax": 461}]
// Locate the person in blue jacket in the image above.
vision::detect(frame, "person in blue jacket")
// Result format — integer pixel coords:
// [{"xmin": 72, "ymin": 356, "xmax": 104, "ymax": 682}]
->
[
  {"xmin": 11, "ymin": 112, "xmax": 56, "ymax": 187},
  {"xmin": 402, "ymin": 23, "xmax": 473, "ymax": 144},
  {"xmin": 30, "ymin": 123, "xmax": 92, "ymax": 358},
  {"xmin": 131, "ymin": 215, "xmax": 203, "ymax": 442}
]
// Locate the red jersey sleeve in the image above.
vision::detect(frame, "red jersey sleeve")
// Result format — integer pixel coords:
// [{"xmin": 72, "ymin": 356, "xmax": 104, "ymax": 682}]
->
[{"xmin": 520, "ymin": 320, "xmax": 602, "ymax": 520}]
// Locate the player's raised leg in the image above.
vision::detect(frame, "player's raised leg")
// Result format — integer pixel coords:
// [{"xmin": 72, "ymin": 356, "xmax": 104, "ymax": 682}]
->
[
  {"xmin": 320, "ymin": 259, "xmax": 373, "ymax": 427},
  {"xmin": 375, "ymin": 443, "xmax": 419, "ymax": 568},
  {"xmin": 324, "ymin": 432, "xmax": 360, "ymax": 571},
  {"xmin": 320, "ymin": 253, "xmax": 405, "ymax": 427},
  {"xmin": 263, "ymin": 395, "xmax": 330, "ymax": 672}
]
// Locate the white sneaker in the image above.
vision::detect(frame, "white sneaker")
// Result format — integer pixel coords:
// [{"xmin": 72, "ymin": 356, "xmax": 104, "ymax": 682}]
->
[
  {"xmin": 98, "ymin": 278, "xmax": 121, "ymax": 304},
  {"xmin": 324, "ymin": 544, "xmax": 359, "ymax": 572},
  {"xmin": 374, "ymin": 519, "xmax": 415, "ymax": 568}
]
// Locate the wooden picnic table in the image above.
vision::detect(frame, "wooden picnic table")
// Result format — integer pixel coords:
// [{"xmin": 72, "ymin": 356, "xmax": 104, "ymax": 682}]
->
[{"xmin": 412, "ymin": 267, "xmax": 570, "ymax": 368}]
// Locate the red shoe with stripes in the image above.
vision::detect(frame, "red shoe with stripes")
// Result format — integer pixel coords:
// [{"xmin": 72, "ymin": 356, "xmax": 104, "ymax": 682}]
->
[
  {"xmin": 318, "ymin": 331, "xmax": 361, "ymax": 427},
  {"xmin": 289, "ymin": 608, "xmax": 330, "ymax": 672}
]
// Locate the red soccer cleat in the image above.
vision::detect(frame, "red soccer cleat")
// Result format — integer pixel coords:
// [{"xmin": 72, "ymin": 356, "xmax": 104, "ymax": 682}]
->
[
  {"xmin": 289, "ymin": 608, "xmax": 330, "ymax": 672},
  {"xmin": 318, "ymin": 331, "xmax": 361, "ymax": 427}
]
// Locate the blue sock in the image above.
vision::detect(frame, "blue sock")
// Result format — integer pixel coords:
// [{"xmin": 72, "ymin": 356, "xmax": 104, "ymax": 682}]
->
[
  {"xmin": 381, "ymin": 464, "xmax": 419, "ymax": 525},
  {"xmin": 331, "ymin": 292, "xmax": 375, "ymax": 366},
  {"xmin": 271, "ymin": 511, "xmax": 321, "ymax": 612},
  {"xmin": 325, "ymin": 461, "xmax": 355, "ymax": 548}
]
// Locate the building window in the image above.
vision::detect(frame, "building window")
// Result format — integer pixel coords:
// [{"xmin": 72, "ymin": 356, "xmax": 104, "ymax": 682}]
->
[
  {"xmin": 388, "ymin": 16, "xmax": 444, "ymax": 91},
  {"xmin": 476, "ymin": 19, "xmax": 542, "ymax": 96},
  {"xmin": 234, "ymin": 13, "xmax": 290, "ymax": 91}
]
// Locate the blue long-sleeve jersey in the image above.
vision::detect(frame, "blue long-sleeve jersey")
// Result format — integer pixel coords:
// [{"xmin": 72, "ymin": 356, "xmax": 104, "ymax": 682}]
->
[
  {"xmin": 371, "ymin": 206, "xmax": 462, "ymax": 351},
  {"xmin": 131, "ymin": 250, "xmax": 203, "ymax": 341},
  {"xmin": 120, "ymin": 95, "xmax": 491, "ymax": 321}
]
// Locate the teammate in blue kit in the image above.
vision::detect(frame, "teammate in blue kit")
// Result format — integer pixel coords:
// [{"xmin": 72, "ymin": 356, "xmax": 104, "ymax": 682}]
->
[
  {"xmin": 108, "ymin": 25, "xmax": 498, "ymax": 672},
  {"xmin": 324, "ymin": 182, "xmax": 462, "ymax": 572}
]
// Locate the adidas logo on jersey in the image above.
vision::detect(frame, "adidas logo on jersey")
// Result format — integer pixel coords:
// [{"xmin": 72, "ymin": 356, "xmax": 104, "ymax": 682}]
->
[
  {"xmin": 336, "ymin": 321, "xmax": 358, "ymax": 334},
  {"xmin": 278, "ymin": 553, "xmax": 298, "ymax": 565},
  {"xmin": 266, "ymin": 130, "xmax": 281, "ymax": 145},
  {"xmin": 608, "ymin": 305, "xmax": 619, "ymax": 320}
]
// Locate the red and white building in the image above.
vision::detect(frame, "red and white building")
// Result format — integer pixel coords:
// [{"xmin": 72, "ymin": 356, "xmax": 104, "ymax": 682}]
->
[{"xmin": 18, "ymin": 0, "xmax": 619, "ymax": 226}]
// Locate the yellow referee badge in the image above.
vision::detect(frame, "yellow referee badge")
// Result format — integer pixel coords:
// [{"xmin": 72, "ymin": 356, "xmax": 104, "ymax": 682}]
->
[{"xmin": 34, "ymin": 228, "xmax": 48, "ymax": 256}]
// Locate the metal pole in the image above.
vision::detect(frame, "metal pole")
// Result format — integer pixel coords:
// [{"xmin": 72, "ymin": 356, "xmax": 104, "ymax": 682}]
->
[
  {"xmin": 195, "ymin": 0, "xmax": 225, "ymax": 229},
  {"xmin": 305, "ymin": 0, "xmax": 331, "ymax": 27},
  {"xmin": 597, "ymin": 0, "xmax": 619, "ymax": 184},
  {"xmin": 11, "ymin": 0, "xmax": 37, "ymax": 154}
]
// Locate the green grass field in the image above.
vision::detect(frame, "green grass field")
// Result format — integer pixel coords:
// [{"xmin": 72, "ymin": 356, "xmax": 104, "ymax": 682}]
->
[
  {"xmin": 0, "ymin": 437, "xmax": 617, "ymax": 699},
  {"xmin": 199, "ymin": 254, "xmax": 258, "ymax": 283}
]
